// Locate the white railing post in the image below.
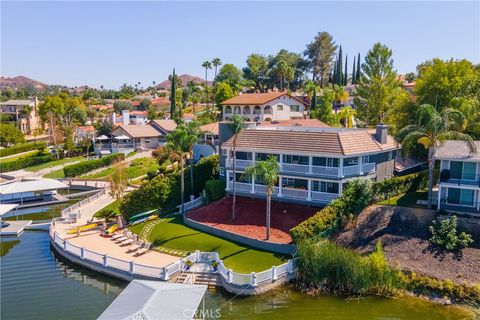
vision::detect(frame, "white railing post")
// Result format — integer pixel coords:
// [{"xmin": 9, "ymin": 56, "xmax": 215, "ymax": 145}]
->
[
  {"xmin": 80, "ymin": 248, "xmax": 85, "ymax": 259},
  {"xmin": 130, "ymin": 261, "xmax": 135, "ymax": 275},
  {"xmin": 272, "ymin": 266, "xmax": 277, "ymax": 281},
  {"xmin": 195, "ymin": 250, "xmax": 200, "ymax": 263},
  {"xmin": 63, "ymin": 240, "xmax": 67, "ymax": 250},
  {"xmin": 250, "ymin": 272, "xmax": 257, "ymax": 287},
  {"xmin": 103, "ymin": 255, "xmax": 108, "ymax": 267},
  {"xmin": 278, "ymin": 177, "xmax": 283, "ymax": 197},
  {"xmin": 308, "ymin": 156, "xmax": 313, "ymax": 174},
  {"xmin": 163, "ymin": 268, "xmax": 169, "ymax": 281},
  {"xmin": 307, "ymin": 179, "xmax": 312, "ymax": 201},
  {"xmin": 228, "ymin": 269, "xmax": 233, "ymax": 283}
]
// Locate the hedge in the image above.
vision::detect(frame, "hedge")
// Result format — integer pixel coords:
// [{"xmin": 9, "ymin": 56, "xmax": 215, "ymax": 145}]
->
[
  {"xmin": 63, "ymin": 153, "xmax": 125, "ymax": 177},
  {"xmin": 120, "ymin": 155, "xmax": 218, "ymax": 219},
  {"xmin": 290, "ymin": 171, "xmax": 432, "ymax": 243},
  {"xmin": 204, "ymin": 179, "xmax": 225, "ymax": 203},
  {"xmin": 0, "ymin": 153, "xmax": 55, "ymax": 173},
  {"xmin": 0, "ymin": 142, "xmax": 47, "ymax": 157}
]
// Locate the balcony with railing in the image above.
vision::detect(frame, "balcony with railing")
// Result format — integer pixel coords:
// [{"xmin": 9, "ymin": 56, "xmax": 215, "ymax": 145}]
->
[
  {"xmin": 311, "ymin": 191, "xmax": 339, "ymax": 203},
  {"xmin": 282, "ymin": 163, "xmax": 309, "ymax": 174},
  {"xmin": 440, "ymin": 170, "xmax": 480, "ymax": 188},
  {"xmin": 282, "ymin": 188, "xmax": 308, "ymax": 199}
]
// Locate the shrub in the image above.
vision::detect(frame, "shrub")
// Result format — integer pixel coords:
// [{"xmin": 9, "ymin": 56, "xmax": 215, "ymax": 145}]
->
[
  {"xmin": 290, "ymin": 206, "xmax": 340, "ymax": 242},
  {"xmin": 429, "ymin": 215, "xmax": 473, "ymax": 250},
  {"xmin": 146, "ymin": 169, "xmax": 158, "ymax": 180},
  {"xmin": 63, "ymin": 153, "xmax": 125, "ymax": 177},
  {"xmin": 372, "ymin": 170, "xmax": 432, "ymax": 201},
  {"xmin": 0, "ymin": 142, "xmax": 47, "ymax": 157},
  {"xmin": 120, "ymin": 155, "xmax": 218, "ymax": 219},
  {"xmin": 0, "ymin": 153, "xmax": 55, "ymax": 172},
  {"xmin": 296, "ymin": 239, "xmax": 403, "ymax": 295},
  {"xmin": 204, "ymin": 179, "xmax": 225, "ymax": 203}
]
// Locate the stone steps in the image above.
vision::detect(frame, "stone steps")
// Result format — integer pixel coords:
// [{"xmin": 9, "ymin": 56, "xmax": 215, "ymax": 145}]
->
[{"xmin": 172, "ymin": 271, "xmax": 220, "ymax": 289}]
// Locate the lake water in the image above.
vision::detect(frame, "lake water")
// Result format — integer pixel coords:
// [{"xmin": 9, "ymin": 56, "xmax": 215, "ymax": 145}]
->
[{"xmin": 1, "ymin": 231, "xmax": 475, "ymax": 320}]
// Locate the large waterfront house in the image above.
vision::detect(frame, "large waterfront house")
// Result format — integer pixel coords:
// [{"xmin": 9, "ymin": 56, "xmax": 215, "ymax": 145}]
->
[
  {"xmin": 436, "ymin": 140, "xmax": 480, "ymax": 215},
  {"xmin": 219, "ymin": 123, "xmax": 398, "ymax": 206},
  {"xmin": 221, "ymin": 92, "xmax": 307, "ymax": 122},
  {"xmin": 0, "ymin": 98, "xmax": 41, "ymax": 135}
]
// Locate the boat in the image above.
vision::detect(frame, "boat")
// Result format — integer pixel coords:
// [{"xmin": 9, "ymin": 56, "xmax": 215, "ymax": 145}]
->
[
  {"xmin": 103, "ymin": 224, "xmax": 118, "ymax": 236},
  {"xmin": 66, "ymin": 223, "xmax": 98, "ymax": 235},
  {"xmin": 128, "ymin": 209, "xmax": 158, "ymax": 222}
]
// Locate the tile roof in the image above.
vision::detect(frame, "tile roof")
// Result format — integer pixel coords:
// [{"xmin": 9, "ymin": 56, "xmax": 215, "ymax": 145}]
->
[
  {"xmin": 113, "ymin": 124, "xmax": 162, "ymax": 138},
  {"xmin": 200, "ymin": 122, "xmax": 219, "ymax": 135},
  {"xmin": 90, "ymin": 104, "xmax": 113, "ymax": 110},
  {"xmin": 258, "ymin": 119, "xmax": 329, "ymax": 128},
  {"xmin": 435, "ymin": 140, "xmax": 480, "ymax": 161},
  {"xmin": 150, "ymin": 120, "xmax": 177, "ymax": 132},
  {"xmin": 130, "ymin": 111, "xmax": 148, "ymax": 116},
  {"xmin": 223, "ymin": 127, "xmax": 398, "ymax": 156},
  {"xmin": 77, "ymin": 125, "xmax": 95, "ymax": 132},
  {"xmin": 221, "ymin": 92, "xmax": 306, "ymax": 106}
]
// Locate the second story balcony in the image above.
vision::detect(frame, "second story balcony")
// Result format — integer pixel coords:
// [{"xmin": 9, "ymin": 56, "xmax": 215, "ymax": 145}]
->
[{"xmin": 440, "ymin": 169, "xmax": 480, "ymax": 187}]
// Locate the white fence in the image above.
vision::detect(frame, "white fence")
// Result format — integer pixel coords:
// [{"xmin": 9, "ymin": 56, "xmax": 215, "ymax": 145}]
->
[{"xmin": 61, "ymin": 188, "xmax": 107, "ymax": 218}]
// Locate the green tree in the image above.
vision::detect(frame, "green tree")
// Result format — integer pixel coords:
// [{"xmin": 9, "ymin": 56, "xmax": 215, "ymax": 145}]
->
[
  {"xmin": 243, "ymin": 54, "xmax": 269, "ymax": 91},
  {"xmin": 337, "ymin": 106, "xmax": 357, "ymax": 128},
  {"xmin": 113, "ymin": 100, "xmax": 133, "ymax": 114},
  {"xmin": 354, "ymin": 43, "xmax": 403, "ymax": 125},
  {"xmin": 138, "ymin": 98, "xmax": 151, "ymax": 111},
  {"xmin": 272, "ymin": 59, "xmax": 294, "ymax": 91},
  {"xmin": 0, "ymin": 123, "xmax": 25, "ymax": 147},
  {"xmin": 215, "ymin": 81, "xmax": 234, "ymax": 107},
  {"xmin": 19, "ymin": 105, "xmax": 33, "ymax": 135},
  {"xmin": 398, "ymin": 104, "xmax": 475, "ymax": 209},
  {"xmin": 215, "ymin": 64, "xmax": 243, "ymax": 92},
  {"xmin": 304, "ymin": 32, "xmax": 337, "ymax": 87},
  {"xmin": 170, "ymin": 68, "xmax": 177, "ymax": 119},
  {"xmin": 229, "ymin": 115, "xmax": 244, "ymax": 221},
  {"xmin": 108, "ymin": 160, "xmax": 128, "ymax": 213},
  {"xmin": 243, "ymin": 156, "xmax": 280, "ymax": 240},
  {"xmin": 310, "ymin": 88, "xmax": 336, "ymax": 125},
  {"xmin": 356, "ymin": 53, "xmax": 361, "ymax": 85}
]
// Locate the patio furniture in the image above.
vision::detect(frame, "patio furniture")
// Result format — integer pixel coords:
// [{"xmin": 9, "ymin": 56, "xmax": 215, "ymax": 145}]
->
[
  {"xmin": 126, "ymin": 241, "xmax": 143, "ymax": 253},
  {"xmin": 120, "ymin": 238, "xmax": 134, "ymax": 246},
  {"xmin": 134, "ymin": 244, "xmax": 151, "ymax": 256}
]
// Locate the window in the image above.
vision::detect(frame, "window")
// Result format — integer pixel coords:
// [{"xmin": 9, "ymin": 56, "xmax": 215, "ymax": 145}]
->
[
  {"xmin": 343, "ymin": 157, "xmax": 359, "ymax": 167},
  {"xmin": 219, "ymin": 167, "xmax": 225, "ymax": 176},
  {"xmin": 277, "ymin": 104, "xmax": 283, "ymax": 111},
  {"xmin": 450, "ymin": 161, "xmax": 477, "ymax": 180},
  {"xmin": 290, "ymin": 105, "xmax": 300, "ymax": 112},
  {"xmin": 312, "ymin": 181, "xmax": 339, "ymax": 194},
  {"xmin": 135, "ymin": 138, "xmax": 141, "ymax": 143},
  {"xmin": 253, "ymin": 106, "xmax": 261, "ymax": 114},
  {"xmin": 282, "ymin": 177, "xmax": 308, "ymax": 189},
  {"xmin": 313, "ymin": 157, "xmax": 339, "ymax": 167},
  {"xmin": 388, "ymin": 151, "xmax": 393, "ymax": 160},
  {"xmin": 224, "ymin": 106, "xmax": 232, "ymax": 114},
  {"xmin": 235, "ymin": 151, "xmax": 253, "ymax": 160},
  {"xmin": 234, "ymin": 106, "xmax": 241, "ymax": 114},
  {"xmin": 447, "ymin": 188, "xmax": 474, "ymax": 206},
  {"xmin": 221, "ymin": 149, "xmax": 227, "ymax": 156},
  {"xmin": 264, "ymin": 106, "xmax": 272, "ymax": 114},
  {"xmin": 362, "ymin": 155, "xmax": 370, "ymax": 164},
  {"xmin": 256, "ymin": 153, "xmax": 280, "ymax": 161},
  {"xmin": 283, "ymin": 154, "xmax": 309, "ymax": 165},
  {"xmin": 243, "ymin": 106, "xmax": 251, "ymax": 114},
  {"xmin": 235, "ymin": 172, "xmax": 251, "ymax": 183}
]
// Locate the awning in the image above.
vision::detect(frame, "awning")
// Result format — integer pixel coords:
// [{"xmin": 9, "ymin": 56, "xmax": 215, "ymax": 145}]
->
[
  {"xmin": 113, "ymin": 135, "xmax": 130, "ymax": 140},
  {"xmin": 0, "ymin": 179, "xmax": 68, "ymax": 195},
  {"xmin": 96, "ymin": 135, "xmax": 109, "ymax": 140},
  {"xmin": 97, "ymin": 281, "xmax": 207, "ymax": 320},
  {"xmin": 0, "ymin": 204, "xmax": 19, "ymax": 217}
]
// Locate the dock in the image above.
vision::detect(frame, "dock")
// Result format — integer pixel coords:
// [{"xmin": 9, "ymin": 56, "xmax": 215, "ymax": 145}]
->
[{"xmin": 0, "ymin": 220, "xmax": 32, "ymax": 236}]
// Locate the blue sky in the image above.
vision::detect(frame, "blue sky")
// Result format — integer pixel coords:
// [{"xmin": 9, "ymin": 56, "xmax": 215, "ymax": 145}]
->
[{"xmin": 2, "ymin": 1, "xmax": 479, "ymax": 89}]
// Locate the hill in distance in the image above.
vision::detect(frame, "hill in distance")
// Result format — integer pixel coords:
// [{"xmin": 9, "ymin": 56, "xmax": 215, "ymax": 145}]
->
[
  {"xmin": 0, "ymin": 75, "xmax": 47, "ymax": 89},
  {"xmin": 155, "ymin": 74, "xmax": 212, "ymax": 89}
]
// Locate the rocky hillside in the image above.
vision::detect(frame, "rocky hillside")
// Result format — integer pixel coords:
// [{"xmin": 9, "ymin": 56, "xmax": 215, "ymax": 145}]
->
[{"xmin": 0, "ymin": 75, "xmax": 46, "ymax": 89}]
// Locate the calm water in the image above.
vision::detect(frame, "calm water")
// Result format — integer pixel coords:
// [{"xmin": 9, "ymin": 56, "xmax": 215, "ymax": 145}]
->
[{"xmin": 1, "ymin": 231, "xmax": 476, "ymax": 320}]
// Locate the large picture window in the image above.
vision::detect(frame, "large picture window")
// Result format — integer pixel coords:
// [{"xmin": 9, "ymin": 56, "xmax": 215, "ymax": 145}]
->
[
  {"xmin": 282, "ymin": 177, "xmax": 308, "ymax": 190},
  {"xmin": 312, "ymin": 181, "xmax": 339, "ymax": 194},
  {"xmin": 312, "ymin": 157, "xmax": 339, "ymax": 167},
  {"xmin": 283, "ymin": 155, "xmax": 309, "ymax": 165}
]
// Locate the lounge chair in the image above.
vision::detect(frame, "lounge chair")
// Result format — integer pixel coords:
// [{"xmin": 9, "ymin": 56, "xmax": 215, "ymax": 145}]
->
[
  {"xmin": 111, "ymin": 233, "xmax": 125, "ymax": 240},
  {"xmin": 126, "ymin": 241, "xmax": 143, "ymax": 253},
  {"xmin": 120, "ymin": 238, "xmax": 134, "ymax": 246},
  {"xmin": 135, "ymin": 244, "xmax": 151, "ymax": 256}
]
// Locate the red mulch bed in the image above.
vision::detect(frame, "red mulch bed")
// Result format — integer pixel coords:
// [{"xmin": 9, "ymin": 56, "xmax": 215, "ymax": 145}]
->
[{"xmin": 186, "ymin": 197, "xmax": 318, "ymax": 244}]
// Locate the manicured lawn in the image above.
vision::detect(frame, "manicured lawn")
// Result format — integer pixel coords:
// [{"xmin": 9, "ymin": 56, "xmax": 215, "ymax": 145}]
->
[
  {"xmin": 0, "ymin": 150, "xmax": 38, "ymax": 163},
  {"xmin": 25, "ymin": 156, "xmax": 85, "ymax": 172},
  {"xmin": 81, "ymin": 157, "xmax": 158, "ymax": 179},
  {"xmin": 377, "ymin": 191, "xmax": 428, "ymax": 208},
  {"xmin": 43, "ymin": 168, "xmax": 66, "ymax": 178},
  {"xmin": 129, "ymin": 215, "xmax": 287, "ymax": 273}
]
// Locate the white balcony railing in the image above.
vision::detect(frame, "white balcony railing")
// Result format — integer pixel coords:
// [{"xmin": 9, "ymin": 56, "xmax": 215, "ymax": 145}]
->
[
  {"xmin": 311, "ymin": 166, "xmax": 340, "ymax": 177},
  {"xmin": 361, "ymin": 163, "xmax": 376, "ymax": 174},
  {"xmin": 282, "ymin": 188, "xmax": 308, "ymax": 199},
  {"xmin": 228, "ymin": 159, "xmax": 253, "ymax": 169},
  {"xmin": 343, "ymin": 165, "xmax": 360, "ymax": 176},
  {"xmin": 282, "ymin": 163, "xmax": 309, "ymax": 174},
  {"xmin": 311, "ymin": 191, "xmax": 339, "ymax": 202},
  {"xmin": 228, "ymin": 181, "xmax": 252, "ymax": 192},
  {"xmin": 254, "ymin": 185, "xmax": 279, "ymax": 195}
]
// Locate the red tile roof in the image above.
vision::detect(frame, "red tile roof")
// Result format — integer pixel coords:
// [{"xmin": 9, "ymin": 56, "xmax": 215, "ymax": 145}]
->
[{"xmin": 221, "ymin": 92, "xmax": 306, "ymax": 106}]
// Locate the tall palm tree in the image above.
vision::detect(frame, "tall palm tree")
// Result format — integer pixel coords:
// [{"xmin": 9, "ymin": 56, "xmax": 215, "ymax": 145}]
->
[
  {"xmin": 399, "ymin": 104, "xmax": 475, "ymax": 209},
  {"xmin": 212, "ymin": 58, "xmax": 222, "ymax": 81},
  {"xmin": 229, "ymin": 115, "xmax": 245, "ymax": 221},
  {"xmin": 202, "ymin": 61, "xmax": 212, "ymax": 110},
  {"xmin": 185, "ymin": 121, "xmax": 201, "ymax": 199},
  {"xmin": 164, "ymin": 124, "xmax": 198, "ymax": 214},
  {"xmin": 244, "ymin": 156, "xmax": 280, "ymax": 240}
]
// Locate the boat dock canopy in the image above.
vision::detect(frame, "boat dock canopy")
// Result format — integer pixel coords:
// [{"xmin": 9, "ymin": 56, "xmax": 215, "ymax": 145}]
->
[
  {"xmin": 0, "ymin": 204, "xmax": 19, "ymax": 216},
  {"xmin": 0, "ymin": 179, "xmax": 68, "ymax": 195},
  {"xmin": 97, "ymin": 281, "xmax": 207, "ymax": 320}
]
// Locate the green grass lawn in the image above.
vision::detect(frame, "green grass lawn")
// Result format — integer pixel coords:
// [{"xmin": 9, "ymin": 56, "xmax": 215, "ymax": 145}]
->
[
  {"xmin": 0, "ymin": 150, "xmax": 38, "ymax": 163},
  {"xmin": 81, "ymin": 157, "xmax": 159, "ymax": 180},
  {"xmin": 43, "ymin": 168, "xmax": 66, "ymax": 178},
  {"xmin": 377, "ymin": 191, "xmax": 428, "ymax": 208},
  {"xmin": 25, "ymin": 156, "xmax": 85, "ymax": 172},
  {"xmin": 129, "ymin": 215, "xmax": 287, "ymax": 273}
]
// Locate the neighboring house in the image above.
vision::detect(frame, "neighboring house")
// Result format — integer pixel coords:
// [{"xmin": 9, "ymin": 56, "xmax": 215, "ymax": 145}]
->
[
  {"xmin": 150, "ymin": 119, "xmax": 177, "ymax": 142},
  {"xmin": 193, "ymin": 122, "xmax": 220, "ymax": 162},
  {"xmin": 115, "ymin": 110, "xmax": 149, "ymax": 125},
  {"xmin": 220, "ymin": 123, "xmax": 398, "ymax": 206},
  {"xmin": 221, "ymin": 92, "xmax": 307, "ymax": 122},
  {"xmin": 436, "ymin": 140, "xmax": 480, "ymax": 214},
  {"xmin": 0, "ymin": 98, "xmax": 41, "ymax": 134},
  {"xmin": 75, "ymin": 125, "xmax": 95, "ymax": 143}
]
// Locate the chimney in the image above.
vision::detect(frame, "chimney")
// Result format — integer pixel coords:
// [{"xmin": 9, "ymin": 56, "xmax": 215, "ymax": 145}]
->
[
  {"xmin": 375, "ymin": 124, "xmax": 388, "ymax": 144},
  {"xmin": 122, "ymin": 110, "xmax": 129, "ymax": 126}
]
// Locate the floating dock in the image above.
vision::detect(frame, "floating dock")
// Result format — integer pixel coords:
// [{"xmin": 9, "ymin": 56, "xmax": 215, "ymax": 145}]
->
[{"xmin": 0, "ymin": 220, "xmax": 32, "ymax": 236}]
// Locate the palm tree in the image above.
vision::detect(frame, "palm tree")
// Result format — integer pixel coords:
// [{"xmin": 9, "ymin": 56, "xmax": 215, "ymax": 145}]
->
[
  {"xmin": 229, "ymin": 115, "xmax": 245, "ymax": 221},
  {"xmin": 399, "ymin": 104, "xmax": 475, "ymax": 209},
  {"xmin": 212, "ymin": 58, "xmax": 222, "ymax": 80},
  {"xmin": 165, "ymin": 124, "xmax": 198, "ymax": 214},
  {"xmin": 337, "ymin": 106, "xmax": 357, "ymax": 128},
  {"xmin": 185, "ymin": 121, "xmax": 201, "ymax": 199},
  {"xmin": 243, "ymin": 156, "xmax": 280, "ymax": 240},
  {"xmin": 202, "ymin": 61, "xmax": 212, "ymax": 110}
]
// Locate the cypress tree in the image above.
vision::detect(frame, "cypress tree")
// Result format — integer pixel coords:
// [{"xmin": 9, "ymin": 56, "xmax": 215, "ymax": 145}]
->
[
  {"xmin": 356, "ymin": 53, "xmax": 361, "ymax": 83},
  {"xmin": 333, "ymin": 60, "xmax": 337, "ymax": 85},
  {"xmin": 170, "ymin": 68, "xmax": 176, "ymax": 119},
  {"xmin": 344, "ymin": 55, "xmax": 348, "ymax": 86},
  {"xmin": 352, "ymin": 57, "xmax": 356, "ymax": 84},
  {"xmin": 311, "ymin": 86, "xmax": 318, "ymax": 111},
  {"xmin": 337, "ymin": 46, "xmax": 343, "ymax": 86}
]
